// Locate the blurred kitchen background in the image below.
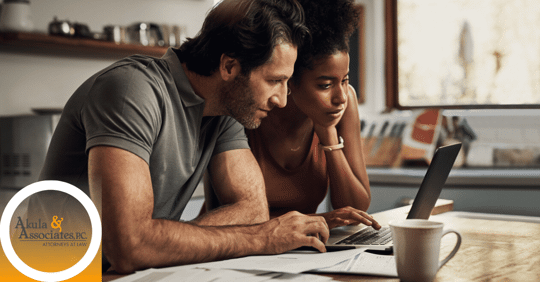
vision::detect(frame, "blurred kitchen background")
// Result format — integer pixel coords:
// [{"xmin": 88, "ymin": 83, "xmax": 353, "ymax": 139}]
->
[{"xmin": 1, "ymin": 0, "xmax": 539, "ymax": 222}]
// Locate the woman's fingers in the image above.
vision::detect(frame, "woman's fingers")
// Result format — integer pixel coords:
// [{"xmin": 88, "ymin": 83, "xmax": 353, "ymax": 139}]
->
[{"xmin": 326, "ymin": 207, "xmax": 381, "ymax": 230}]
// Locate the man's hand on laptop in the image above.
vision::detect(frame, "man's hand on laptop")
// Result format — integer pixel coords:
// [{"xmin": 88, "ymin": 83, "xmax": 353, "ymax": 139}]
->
[
  {"xmin": 260, "ymin": 211, "xmax": 329, "ymax": 253},
  {"xmin": 316, "ymin": 207, "xmax": 382, "ymax": 230}
]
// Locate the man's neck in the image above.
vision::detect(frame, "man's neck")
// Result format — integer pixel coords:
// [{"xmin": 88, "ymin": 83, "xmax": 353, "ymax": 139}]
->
[{"xmin": 181, "ymin": 63, "xmax": 223, "ymax": 117}]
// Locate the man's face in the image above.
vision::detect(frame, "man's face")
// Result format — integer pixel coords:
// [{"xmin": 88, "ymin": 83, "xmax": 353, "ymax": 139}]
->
[
  {"xmin": 221, "ymin": 43, "xmax": 297, "ymax": 129},
  {"xmin": 220, "ymin": 73, "xmax": 259, "ymax": 129}
]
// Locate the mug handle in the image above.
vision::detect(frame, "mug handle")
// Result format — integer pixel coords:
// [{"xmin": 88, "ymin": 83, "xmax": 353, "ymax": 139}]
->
[{"xmin": 439, "ymin": 229, "xmax": 462, "ymax": 268}]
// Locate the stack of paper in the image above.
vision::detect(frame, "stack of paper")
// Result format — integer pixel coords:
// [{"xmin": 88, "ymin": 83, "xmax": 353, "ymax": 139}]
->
[
  {"xmin": 112, "ymin": 248, "xmax": 398, "ymax": 281},
  {"xmin": 313, "ymin": 251, "xmax": 397, "ymax": 277},
  {"xmin": 113, "ymin": 267, "xmax": 334, "ymax": 282}
]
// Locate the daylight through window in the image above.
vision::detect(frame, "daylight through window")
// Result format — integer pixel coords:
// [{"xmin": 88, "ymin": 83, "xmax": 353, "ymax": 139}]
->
[{"xmin": 397, "ymin": 0, "xmax": 540, "ymax": 107}]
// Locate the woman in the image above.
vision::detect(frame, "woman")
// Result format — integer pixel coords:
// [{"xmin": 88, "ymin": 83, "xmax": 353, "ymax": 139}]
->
[{"xmin": 204, "ymin": 0, "xmax": 379, "ymax": 230}]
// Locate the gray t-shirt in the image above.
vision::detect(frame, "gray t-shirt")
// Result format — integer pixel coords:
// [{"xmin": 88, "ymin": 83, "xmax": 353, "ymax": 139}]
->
[{"xmin": 39, "ymin": 48, "xmax": 249, "ymax": 221}]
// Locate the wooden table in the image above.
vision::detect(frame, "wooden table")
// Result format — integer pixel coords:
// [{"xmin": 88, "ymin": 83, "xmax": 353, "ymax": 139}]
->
[
  {"xmin": 326, "ymin": 207, "xmax": 540, "ymax": 281},
  {"xmin": 103, "ymin": 200, "xmax": 540, "ymax": 281}
]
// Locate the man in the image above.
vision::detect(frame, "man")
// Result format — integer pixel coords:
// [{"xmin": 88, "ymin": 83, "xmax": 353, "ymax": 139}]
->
[{"xmin": 36, "ymin": 0, "xmax": 330, "ymax": 274}]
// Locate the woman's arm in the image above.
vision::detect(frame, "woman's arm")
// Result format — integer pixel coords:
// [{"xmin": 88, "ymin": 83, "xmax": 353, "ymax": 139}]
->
[
  {"xmin": 312, "ymin": 85, "xmax": 376, "ymax": 229},
  {"xmin": 315, "ymin": 85, "xmax": 371, "ymax": 211},
  {"xmin": 327, "ymin": 85, "xmax": 371, "ymax": 210}
]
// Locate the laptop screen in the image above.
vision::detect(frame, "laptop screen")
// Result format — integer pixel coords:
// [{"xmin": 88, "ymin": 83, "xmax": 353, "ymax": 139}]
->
[{"xmin": 407, "ymin": 143, "xmax": 462, "ymax": 220}]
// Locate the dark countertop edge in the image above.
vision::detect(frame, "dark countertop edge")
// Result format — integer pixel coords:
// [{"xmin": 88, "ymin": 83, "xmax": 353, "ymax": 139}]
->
[{"xmin": 367, "ymin": 167, "xmax": 540, "ymax": 187}]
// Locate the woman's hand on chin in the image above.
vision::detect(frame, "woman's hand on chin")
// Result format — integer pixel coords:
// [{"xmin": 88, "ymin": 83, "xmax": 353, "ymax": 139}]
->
[{"xmin": 313, "ymin": 124, "xmax": 339, "ymax": 146}]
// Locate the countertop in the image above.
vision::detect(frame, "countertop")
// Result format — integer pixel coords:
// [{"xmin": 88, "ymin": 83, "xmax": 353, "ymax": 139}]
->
[{"xmin": 367, "ymin": 167, "xmax": 540, "ymax": 187}]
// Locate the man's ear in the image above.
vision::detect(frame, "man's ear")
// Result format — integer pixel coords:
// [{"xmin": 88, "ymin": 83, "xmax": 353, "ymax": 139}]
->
[
  {"xmin": 287, "ymin": 78, "xmax": 298, "ymax": 93},
  {"xmin": 219, "ymin": 54, "xmax": 241, "ymax": 82}
]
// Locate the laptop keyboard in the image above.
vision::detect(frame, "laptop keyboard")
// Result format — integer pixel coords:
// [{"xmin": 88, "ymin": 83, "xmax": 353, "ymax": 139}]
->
[{"xmin": 336, "ymin": 227, "xmax": 393, "ymax": 245}]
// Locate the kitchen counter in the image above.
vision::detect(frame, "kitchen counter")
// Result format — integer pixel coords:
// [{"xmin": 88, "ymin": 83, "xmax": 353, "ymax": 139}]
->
[{"xmin": 367, "ymin": 167, "xmax": 540, "ymax": 187}]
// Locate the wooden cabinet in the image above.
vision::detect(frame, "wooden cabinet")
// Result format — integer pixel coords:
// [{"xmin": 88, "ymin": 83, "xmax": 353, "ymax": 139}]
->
[{"xmin": 0, "ymin": 32, "xmax": 168, "ymax": 59}]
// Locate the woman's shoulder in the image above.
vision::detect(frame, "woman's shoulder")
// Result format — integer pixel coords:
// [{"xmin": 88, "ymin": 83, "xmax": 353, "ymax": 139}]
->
[
  {"xmin": 339, "ymin": 85, "xmax": 361, "ymax": 125},
  {"xmin": 347, "ymin": 84, "xmax": 359, "ymax": 106}
]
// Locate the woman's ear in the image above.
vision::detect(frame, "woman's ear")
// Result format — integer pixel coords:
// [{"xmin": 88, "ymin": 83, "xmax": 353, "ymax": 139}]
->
[{"xmin": 219, "ymin": 54, "xmax": 241, "ymax": 82}]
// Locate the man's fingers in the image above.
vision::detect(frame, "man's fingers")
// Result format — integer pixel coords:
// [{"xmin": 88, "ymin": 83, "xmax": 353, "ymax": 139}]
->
[
  {"xmin": 308, "ymin": 225, "xmax": 329, "ymax": 244},
  {"xmin": 304, "ymin": 218, "xmax": 329, "ymax": 243},
  {"xmin": 301, "ymin": 217, "xmax": 329, "ymax": 252},
  {"xmin": 306, "ymin": 236, "xmax": 327, "ymax": 253}
]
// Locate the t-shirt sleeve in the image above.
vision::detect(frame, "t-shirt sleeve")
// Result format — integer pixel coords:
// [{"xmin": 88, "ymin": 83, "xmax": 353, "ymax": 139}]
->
[
  {"xmin": 212, "ymin": 117, "xmax": 250, "ymax": 156},
  {"xmin": 82, "ymin": 64, "xmax": 162, "ymax": 163}
]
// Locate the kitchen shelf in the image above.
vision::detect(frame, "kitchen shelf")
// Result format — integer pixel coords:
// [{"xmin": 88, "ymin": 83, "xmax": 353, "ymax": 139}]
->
[{"xmin": 0, "ymin": 31, "xmax": 168, "ymax": 59}]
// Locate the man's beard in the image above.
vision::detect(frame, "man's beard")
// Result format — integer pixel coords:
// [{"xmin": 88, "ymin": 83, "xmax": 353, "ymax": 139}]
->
[{"xmin": 220, "ymin": 73, "xmax": 261, "ymax": 129}]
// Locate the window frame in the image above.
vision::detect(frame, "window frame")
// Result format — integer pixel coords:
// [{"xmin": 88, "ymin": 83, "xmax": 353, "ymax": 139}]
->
[
  {"xmin": 349, "ymin": 4, "xmax": 366, "ymax": 104},
  {"xmin": 384, "ymin": 0, "xmax": 540, "ymax": 111}
]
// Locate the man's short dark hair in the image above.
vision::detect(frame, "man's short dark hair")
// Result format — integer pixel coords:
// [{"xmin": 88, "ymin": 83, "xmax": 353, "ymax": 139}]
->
[{"xmin": 178, "ymin": 0, "xmax": 309, "ymax": 76}]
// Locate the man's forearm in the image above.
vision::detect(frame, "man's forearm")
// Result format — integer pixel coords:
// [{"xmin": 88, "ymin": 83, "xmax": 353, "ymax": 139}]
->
[
  {"xmin": 106, "ymin": 218, "xmax": 266, "ymax": 273},
  {"xmin": 106, "ymin": 211, "xmax": 331, "ymax": 274},
  {"xmin": 194, "ymin": 198, "xmax": 269, "ymax": 226}
]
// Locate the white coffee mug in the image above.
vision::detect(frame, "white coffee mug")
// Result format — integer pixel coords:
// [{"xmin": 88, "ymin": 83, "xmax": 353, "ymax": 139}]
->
[{"xmin": 389, "ymin": 219, "xmax": 461, "ymax": 282}]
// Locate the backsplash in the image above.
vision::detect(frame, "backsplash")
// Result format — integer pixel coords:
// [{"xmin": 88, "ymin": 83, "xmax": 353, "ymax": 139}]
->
[{"xmin": 360, "ymin": 109, "xmax": 540, "ymax": 168}]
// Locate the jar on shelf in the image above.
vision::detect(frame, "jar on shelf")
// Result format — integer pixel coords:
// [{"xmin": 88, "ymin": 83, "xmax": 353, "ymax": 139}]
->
[{"xmin": 0, "ymin": 0, "xmax": 34, "ymax": 32}]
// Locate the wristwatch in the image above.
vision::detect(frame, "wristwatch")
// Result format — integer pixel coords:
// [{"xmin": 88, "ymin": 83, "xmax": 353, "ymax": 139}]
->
[{"xmin": 321, "ymin": 136, "xmax": 344, "ymax": 152}]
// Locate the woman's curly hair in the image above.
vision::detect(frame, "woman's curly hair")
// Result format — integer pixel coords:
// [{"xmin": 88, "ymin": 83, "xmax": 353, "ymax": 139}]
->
[{"xmin": 293, "ymin": 0, "xmax": 361, "ymax": 80}]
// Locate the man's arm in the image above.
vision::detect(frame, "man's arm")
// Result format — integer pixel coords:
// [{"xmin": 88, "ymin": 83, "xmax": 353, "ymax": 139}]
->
[
  {"xmin": 89, "ymin": 146, "xmax": 329, "ymax": 274},
  {"xmin": 195, "ymin": 149, "xmax": 269, "ymax": 226}
]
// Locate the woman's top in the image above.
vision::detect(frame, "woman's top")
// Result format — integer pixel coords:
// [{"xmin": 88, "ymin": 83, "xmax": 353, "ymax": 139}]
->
[{"xmin": 246, "ymin": 128, "xmax": 329, "ymax": 217}]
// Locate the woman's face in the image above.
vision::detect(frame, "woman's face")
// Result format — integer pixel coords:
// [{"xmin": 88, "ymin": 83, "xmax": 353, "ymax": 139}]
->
[{"xmin": 290, "ymin": 51, "xmax": 350, "ymax": 127}]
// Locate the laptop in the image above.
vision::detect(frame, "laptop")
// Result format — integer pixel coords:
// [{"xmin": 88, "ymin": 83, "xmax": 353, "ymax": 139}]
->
[{"xmin": 324, "ymin": 142, "xmax": 462, "ymax": 252}]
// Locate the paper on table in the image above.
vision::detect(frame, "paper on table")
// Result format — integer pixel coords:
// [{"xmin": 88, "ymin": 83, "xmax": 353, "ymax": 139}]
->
[
  {"xmin": 265, "ymin": 272, "xmax": 334, "ymax": 281},
  {"xmin": 159, "ymin": 268, "xmax": 271, "ymax": 282},
  {"xmin": 190, "ymin": 248, "xmax": 367, "ymax": 274},
  {"xmin": 110, "ymin": 267, "xmax": 334, "ymax": 282},
  {"xmin": 167, "ymin": 269, "xmax": 334, "ymax": 282},
  {"xmin": 109, "ymin": 249, "xmax": 365, "ymax": 281},
  {"xmin": 109, "ymin": 269, "xmax": 177, "ymax": 282},
  {"xmin": 313, "ymin": 251, "xmax": 398, "ymax": 277},
  {"xmin": 110, "ymin": 268, "xmax": 267, "ymax": 282}
]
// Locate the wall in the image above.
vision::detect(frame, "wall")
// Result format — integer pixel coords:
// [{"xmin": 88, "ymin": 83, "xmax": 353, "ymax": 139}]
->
[{"xmin": 0, "ymin": 0, "xmax": 214, "ymax": 116}]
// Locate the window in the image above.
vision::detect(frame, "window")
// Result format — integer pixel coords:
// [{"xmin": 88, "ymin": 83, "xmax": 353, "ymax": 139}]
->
[{"xmin": 386, "ymin": 0, "xmax": 540, "ymax": 109}]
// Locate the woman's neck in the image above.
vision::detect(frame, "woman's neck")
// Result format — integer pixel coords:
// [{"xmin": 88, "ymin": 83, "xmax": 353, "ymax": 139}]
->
[
  {"xmin": 256, "ymin": 96, "xmax": 315, "ymax": 171},
  {"xmin": 261, "ymin": 96, "xmax": 312, "ymax": 136}
]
